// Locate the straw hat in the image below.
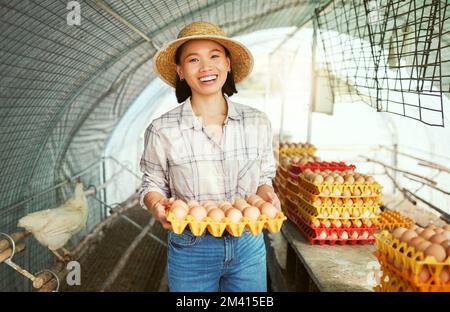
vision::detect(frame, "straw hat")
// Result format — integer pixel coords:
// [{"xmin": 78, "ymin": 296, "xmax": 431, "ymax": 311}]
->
[{"xmin": 153, "ymin": 21, "xmax": 254, "ymax": 88}]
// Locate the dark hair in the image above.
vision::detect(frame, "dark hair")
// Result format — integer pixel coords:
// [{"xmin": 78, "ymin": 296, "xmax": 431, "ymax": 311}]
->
[{"xmin": 174, "ymin": 42, "xmax": 238, "ymax": 103}]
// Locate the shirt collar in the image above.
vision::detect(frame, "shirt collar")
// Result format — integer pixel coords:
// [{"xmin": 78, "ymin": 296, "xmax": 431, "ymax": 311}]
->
[{"xmin": 179, "ymin": 96, "xmax": 241, "ymax": 131}]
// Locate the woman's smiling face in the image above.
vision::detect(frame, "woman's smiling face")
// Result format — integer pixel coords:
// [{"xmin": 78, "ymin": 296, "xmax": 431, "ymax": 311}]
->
[{"xmin": 176, "ymin": 39, "xmax": 231, "ymax": 97}]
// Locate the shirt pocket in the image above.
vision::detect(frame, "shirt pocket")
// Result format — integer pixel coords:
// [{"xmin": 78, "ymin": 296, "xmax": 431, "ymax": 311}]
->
[
  {"xmin": 168, "ymin": 157, "xmax": 195, "ymax": 199},
  {"xmin": 235, "ymin": 148, "xmax": 262, "ymax": 195}
]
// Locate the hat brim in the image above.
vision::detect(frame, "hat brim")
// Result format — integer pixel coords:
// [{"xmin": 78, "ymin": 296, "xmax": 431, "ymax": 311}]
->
[{"xmin": 153, "ymin": 35, "xmax": 254, "ymax": 88}]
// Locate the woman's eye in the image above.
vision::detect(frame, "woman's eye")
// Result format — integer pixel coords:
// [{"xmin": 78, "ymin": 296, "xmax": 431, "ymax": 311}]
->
[
  {"xmin": 211, "ymin": 54, "xmax": 220, "ymax": 59},
  {"xmin": 189, "ymin": 58, "xmax": 198, "ymax": 63}
]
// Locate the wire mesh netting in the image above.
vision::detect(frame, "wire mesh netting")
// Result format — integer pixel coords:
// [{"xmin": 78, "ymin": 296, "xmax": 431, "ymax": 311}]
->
[{"xmin": 315, "ymin": 0, "xmax": 449, "ymax": 126}]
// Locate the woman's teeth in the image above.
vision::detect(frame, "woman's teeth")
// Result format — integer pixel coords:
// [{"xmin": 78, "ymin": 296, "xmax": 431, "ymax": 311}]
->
[{"xmin": 199, "ymin": 75, "xmax": 217, "ymax": 82}]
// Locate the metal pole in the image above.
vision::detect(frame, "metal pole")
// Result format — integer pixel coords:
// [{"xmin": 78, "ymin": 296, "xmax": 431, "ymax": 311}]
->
[{"xmin": 307, "ymin": 14, "xmax": 318, "ymax": 143}]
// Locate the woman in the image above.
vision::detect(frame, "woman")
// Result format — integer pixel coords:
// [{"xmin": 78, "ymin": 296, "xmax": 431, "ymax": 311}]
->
[{"xmin": 139, "ymin": 21, "xmax": 280, "ymax": 292}]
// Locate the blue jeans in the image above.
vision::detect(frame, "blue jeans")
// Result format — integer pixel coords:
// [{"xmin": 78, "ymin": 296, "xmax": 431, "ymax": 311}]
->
[{"xmin": 167, "ymin": 229, "xmax": 267, "ymax": 292}]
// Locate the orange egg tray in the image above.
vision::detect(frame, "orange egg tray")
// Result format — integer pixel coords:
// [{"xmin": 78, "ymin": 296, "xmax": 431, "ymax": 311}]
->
[
  {"xmin": 288, "ymin": 172, "xmax": 383, "ymax": 196},
  {"xmin": 373, "ymin": 268, "xmax": 415, "ymax": 292},
  {"xmin": 374, "ymin": 231, "xmax": 450, "ymax": 291},
  {"xmin": 166, "ymin": 211, "xmax": 287, "ymax": 237},
  {"xmin": 285, "ymin": 203, "xmax": 376, "ymax": 246},
  {"xmin": 377, "ymin": 210, "xmax": 415, "ymax": 230}
]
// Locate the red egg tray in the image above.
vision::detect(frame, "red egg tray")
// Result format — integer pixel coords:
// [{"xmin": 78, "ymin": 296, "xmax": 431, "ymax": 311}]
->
[
  {"xmin": 285, "ymin": 203, "xmax": 376, "ymax": 246},
  {"xmin": 289, "ymin": 161, "xmax": 356, "ymax": 174}
]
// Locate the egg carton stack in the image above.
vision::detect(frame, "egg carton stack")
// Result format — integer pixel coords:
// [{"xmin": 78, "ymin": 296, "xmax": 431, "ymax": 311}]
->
[
  {"xmin": 374, "ymin": 224, "xmax": 450, "ymax": 292},
  {"xmin": 166, "ymin": 195, "xmax": 287, "ymax": 237},
  {"xmin": 284, "ymin": 161, "xmax": 383, "ymax": 245},
  {"xmin": 377, "ymin": 210, "xmax": 415, "ymax": 231},
  {"xmin": 273, "ymin": 142, "xmax": 319, "ymax": 214},
  {"xmin": 276, "ymin": 142, "xmax": 317, "ymax": 157}
]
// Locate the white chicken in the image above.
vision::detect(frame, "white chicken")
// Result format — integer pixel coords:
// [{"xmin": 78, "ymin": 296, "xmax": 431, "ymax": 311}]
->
[{"xmin": 18, "ymin": 181, "xmax": 88, "ymax": 261}]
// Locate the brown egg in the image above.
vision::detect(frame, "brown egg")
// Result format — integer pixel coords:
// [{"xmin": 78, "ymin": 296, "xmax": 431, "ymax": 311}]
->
[
  {"xmin": 416, "ymin": 241, "xmax": 432, "ymax": 252},
  {"xmin": 173, "ymin": 200, "xmax": 189, "ymax": 211},
  {"xmin": 261, "ymin": 203, "xmax": 278, "ymax": 219},
  {"xmin": 409, "ymin": 236, "xmax": 425, "ymax": 249},
  {"xmin": 443, "ymin": 224, "xmax": 450, "ymax": 231},
  {"xmin": 335, "ymin": 176, "xmax": 344, "ymax": 184},
  {"xmin": 235, "ymin": 201, "xmax": 250, "ymax": 211},
  {"xmin": 420, "ymin": 228, "xmax": 436, "ymax": 240},
  {"xmin": 415, "ymin": 227, "xmax": 424, "ymax": 235},
  {"xmin": 342, "ymin": 189, "xmax": 352, "ymax": 197},
  {"xmin": 202, "ymin": 200, "xmax": 216, "ymax": 207},
  {"xmin": 225, "ymin": 208, "xmax": 243, "ymax": 223},
  {"xmin": 313, "ymin": 174, "xmax": 324, "ymax": 184},
  {"xmin": 360, "ymin": 231, "xmax": 369, "ymax": 239},
  {"xmin": 400, "ymin": 230, "xmax": 418, "ymax": 243},
  {"xmin": 189, "ymin": 206, "xmax": 207, "ymax": 221},
  {"xmin": 392, "ymin": 227, "xmax": 408, "ymax": 239},
  {"xmin": 319, "ymin": 231, "xmax": 327, "ymax": 239},
  {"xmin": 254, "ymin": 200, "xmax": 266, "ymax": 209},
  {"xmin": 419, "ymin": 267, "xmax": 430, "ymax": 282},
  {"xmin": 219, "ymin": 202, "xmax": 233, "ymax": 211},
  {"xmin": 171, "ymin": 205, "xmax": 188, "ymax": 219},
  {"xmin": 329, "ymin": 232, "xmax": 338, "ymax": 240},
  {"xmin": 207, "ymin": 208, "xmax": 225, "ymax": 222},
  {"xmin": 426, "ymin": 223, "xmax": 437, "ymax": 231},
  {"xmin": 441, "ymin": 239, "xmax": 450, "ymax": 250},
  {"xmin": 424, "ymin": 244, "xmax": 447, "ymax": 262},
  {"xmin": 324, "ymin": 175, "xmax": 335, "ymax": 184},
  {"xmin": 344, "ymin": 175, "xmax": 355, "ymax": 185},
  {"xmin": 233, "ymin": 197, "xmax": 247, "ymax": 207},
  {"xmin": 429, "ymin": 234, "xmax": 446, "ymax": 244},
  {"xmin": 441, "ymin": 231, "xmax": 450, "ymax": 241},
  {"xmin": 440, "ymin": 268, "xmax": 450, "ymax": 283},
  {"xmin": 187, "ymin": 200, "xmax": 199, "ymax": 209},
  {"xmin": 434, "ymin": 228, "xmax": 444, "ymax": 234},
  {"xmin": 243, "ymin": 206, "xmax": 261, "ymax": 221},
  {"xmin": 204, "ymin": 204, "xmax": 218, "ymax": 212}
]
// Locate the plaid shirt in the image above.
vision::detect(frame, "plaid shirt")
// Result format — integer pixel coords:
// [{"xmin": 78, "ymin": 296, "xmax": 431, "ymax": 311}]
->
[{"xmin": 139, "ymin": 96, "xmax": 276, "ymax": 209}]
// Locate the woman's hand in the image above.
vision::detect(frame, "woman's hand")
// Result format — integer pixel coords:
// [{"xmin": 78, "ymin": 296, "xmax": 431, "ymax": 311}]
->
[
  {"xmin": 256, "ymin": 185, "xmax": 281, "ymax": 211},
  {"xmin": 265, "ymin": 191, "xmax": 281, "ymax": 211},
  {"xmin": 145, "ymin": 193, "xmax": 173, "ymax": 230},
  {"xmin": 151, "ymin": 198, "xmax": 173, "ymax": 230}
]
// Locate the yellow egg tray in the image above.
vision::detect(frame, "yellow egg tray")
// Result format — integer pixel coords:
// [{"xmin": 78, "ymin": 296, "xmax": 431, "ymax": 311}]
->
[
  {"xmin": 285, "ymin": 188, "xmax": 380, "ymax": 219},
  {"xmin": 377, "ymin": 210, "xmax": 415, "ymax": 230},
  {"xmin": 373, "ymin": 268, "xmax": 415, "ymax": 292},
  {"xmin": 166, "ymin": 211, "xmax": 287, "ymax": 237},
  {"xmin": 291, "ymin": 193, "xmax": 380, "ymax": 224},
  {"xmin": 375, "ymin": 231, "xmax": 450, "ymax": 291},
  {"xmin": 276, "ymin": 146, "xmax": 317, "ymax": 156},
  {"xmin": 297, "ymin": 187, "xmax": 382, "ymax": 210},
  {"xmin": 289, "ymin": 173, "xmax": 382, "ymax": 196}
]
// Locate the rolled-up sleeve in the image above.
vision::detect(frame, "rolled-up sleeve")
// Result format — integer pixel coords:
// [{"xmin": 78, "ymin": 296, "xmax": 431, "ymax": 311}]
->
[
  {"xmin": 259, "ymin": 117, "xmax": 276, "ymax": 187},
  {"xmin": 139, "ymin": 123, "xmax": 170, "ymax": 210}
]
